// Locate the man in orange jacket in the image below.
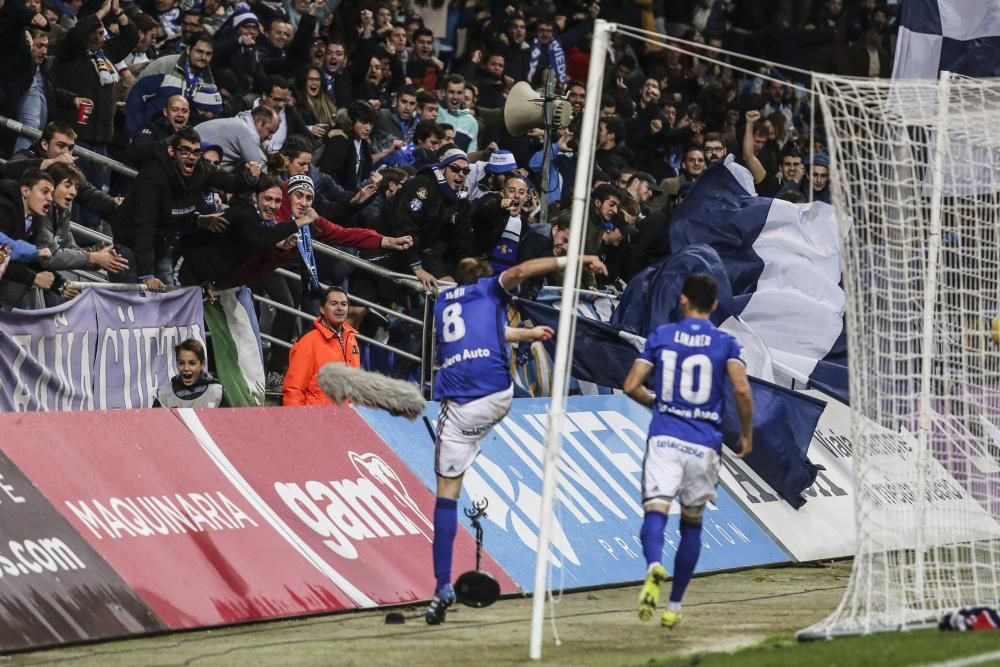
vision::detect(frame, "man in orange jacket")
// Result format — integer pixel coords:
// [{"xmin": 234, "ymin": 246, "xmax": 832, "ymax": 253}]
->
[{"xmin": 282, "ymin": 286, "xmax": 361, "ymax": 406}]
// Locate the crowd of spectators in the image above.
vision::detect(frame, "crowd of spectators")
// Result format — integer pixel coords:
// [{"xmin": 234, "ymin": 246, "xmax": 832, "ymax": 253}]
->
[{"xmin": 0, "ymin": 0, "xmax": 901, "ymax": 393}]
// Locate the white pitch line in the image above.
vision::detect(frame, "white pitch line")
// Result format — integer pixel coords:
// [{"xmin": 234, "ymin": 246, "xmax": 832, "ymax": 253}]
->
[
  {"xmin": 920, "ymin": 649, "xmax": 1000, "ymax": 667},
  {"xmin": 176, "ymin": 408, "xmax": 377, "ymax": 608}
]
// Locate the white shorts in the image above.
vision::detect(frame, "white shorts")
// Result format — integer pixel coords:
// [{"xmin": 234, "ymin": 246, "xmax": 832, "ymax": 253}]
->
[
  {"xmin": 643, "ymin": 435, "xmax": 721, "ymax": 508},
  {"xmin": 435, "ymin": 385, "xmax": 514, "ymax": 478}
]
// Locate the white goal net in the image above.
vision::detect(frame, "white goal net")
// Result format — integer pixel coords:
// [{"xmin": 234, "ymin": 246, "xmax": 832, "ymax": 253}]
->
[{"xmin": 802, "ymin": 73, "xmax": 1000, "ymax": 638}]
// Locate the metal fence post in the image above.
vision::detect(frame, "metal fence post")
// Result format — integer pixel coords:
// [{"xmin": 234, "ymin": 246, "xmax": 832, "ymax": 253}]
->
[{"xmin": 420, "ymin": 292, "xmax": 436, "ymax": 400}]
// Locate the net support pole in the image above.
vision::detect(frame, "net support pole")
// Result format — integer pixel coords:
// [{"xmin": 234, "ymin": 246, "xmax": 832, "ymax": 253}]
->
[
  {"xmin": 913, "ymin": 70, "xmax": 951, "ymax": 612},
  {"xmin": 528, "ymin": 18, "xmax": 612, "ymax": 661}
]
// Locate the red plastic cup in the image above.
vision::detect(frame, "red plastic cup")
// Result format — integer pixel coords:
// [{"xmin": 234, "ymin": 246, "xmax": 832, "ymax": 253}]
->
[{"xmin": 77, "ymin": 99, "xmax": 94, "ymax": 125}]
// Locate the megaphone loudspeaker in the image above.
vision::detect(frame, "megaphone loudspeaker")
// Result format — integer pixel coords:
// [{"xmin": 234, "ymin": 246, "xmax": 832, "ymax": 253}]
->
[{"xmin": 504, "ymin": 81, "xmax": 574, "ymax": 137}]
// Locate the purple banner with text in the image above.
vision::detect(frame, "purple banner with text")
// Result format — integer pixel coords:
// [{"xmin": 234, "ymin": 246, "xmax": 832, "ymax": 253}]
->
[{"xmin": 0, "ymin": 288, "xmax": 204, "ymax": 412}]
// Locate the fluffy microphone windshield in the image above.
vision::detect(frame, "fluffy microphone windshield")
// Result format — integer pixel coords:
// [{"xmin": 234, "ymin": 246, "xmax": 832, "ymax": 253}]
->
[{"xmin": 317, "ymin": 364, "xmax": 426, "ymax": 420}]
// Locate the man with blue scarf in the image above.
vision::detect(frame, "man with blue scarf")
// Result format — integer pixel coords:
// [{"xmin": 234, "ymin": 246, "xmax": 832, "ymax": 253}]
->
[
  {"xmin": 471, "ymin": 176, "xmax": 529, "ymax": 274},
  {"xmin": 125, "ymin": 33, "xmax": 224, "ymax": 136},
  {"xmin": 526, "ymin": 18, "xmax": 567, "ymax": 85}
]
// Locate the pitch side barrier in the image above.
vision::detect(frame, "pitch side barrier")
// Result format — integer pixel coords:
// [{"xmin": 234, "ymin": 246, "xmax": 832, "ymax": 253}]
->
[
  {"xmin": 0, "ymin": 404, "xmax": 515, "ymax": 652},
  {"xmin": 361, "ymin": 396, "xmax": 792, "ymax": 591},
  {"xmin": 0, "ymin": 392, "xmax": 891, "ymax": 652}
]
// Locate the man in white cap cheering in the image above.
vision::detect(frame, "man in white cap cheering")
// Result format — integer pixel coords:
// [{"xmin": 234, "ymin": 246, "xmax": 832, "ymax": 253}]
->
[{"xmin": 464, "ymin": 148, "xmax": 519, "ymax": 201}]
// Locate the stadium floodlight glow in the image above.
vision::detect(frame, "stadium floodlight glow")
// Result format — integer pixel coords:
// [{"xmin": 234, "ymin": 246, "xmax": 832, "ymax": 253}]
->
[
  {"xmin": 799, "ymin": 71, "xmax": 1000, "ymax": 639},
  {"xmin": 528, "ymin": 18, "xmax": 613, "ymax": 662}
]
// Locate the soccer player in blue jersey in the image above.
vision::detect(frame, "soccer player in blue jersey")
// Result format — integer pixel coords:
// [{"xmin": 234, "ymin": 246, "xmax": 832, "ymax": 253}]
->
[
  {"xmin": 425, "ymin": 254, "xmax": 608, "ymax": 624},
  {"xmin": 623, "ymin": 273, "xmax": 754, "ymax": 629}
]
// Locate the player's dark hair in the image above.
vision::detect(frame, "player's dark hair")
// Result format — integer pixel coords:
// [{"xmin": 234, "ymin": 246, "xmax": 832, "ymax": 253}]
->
[
  {"xmin": 414, "ymin": 122, "xmax": 443, "ymax": 144},
  {"xmin": 684, "ymin": 146, "xmax": 705, "ymax": 159},
  {"xmin": 703, "ymin": 132, "xmax": 726, "ymax": 148},
  {"xmin": 591, "ymin": 182, "xmax": 623, "ymax": 205},
  {"xmin": 186, "ymin": 31, "xmax": 214, "ymax": 49},
  {"xmin": 47, "ymin": 162, "xmax": 84, "ymax": 188},
  {"xmin": 175, "ymin": 338, "xmax": 206, "ymax": 363},
  {"xmin": 780, "ymin": 144, "xmax": 802, "ymax": 160},
  {"xmin": 259, "ymin": 74, "xmax": 290, "ymax": 96},
  {"xmin": 19, "ymin": 168, "xmax": 54, "ymax": 189},
  {"xmin": 347, "ymin": 101, "xmax": 379, "ymax": 125},
  {"xmin": 416, "ymin": 91, "xmax": 438, "ymax": 108},
  {"xmin": 170, "ymin": 127, "xmax": 201, "ymax": 148},
  {"xmin": 41, "ymin": 121, "xmax": 76, "ymax": 143},
  {"xmin": 281, "ymin": 134, "xmax": 314, "ymax": 161},
  {"xmin": 378, "ymin": 167, "xmax": 408, "ymax": 190},
  {"xmin": 682, "ymin": 274, "xmax": 718, "ymax": 313},
  {"xmin": 619, "ymin": 194, "xmax": 640, "ymax": 217},
  {"xmin": 412, "ymin": 27, "xmax": 434, "ymax": 44},
  {"xmin": 397, "ymin": 84, "xmax": 420, "ymax": 100},
  {"xmin": 322, "ymin": 286, "xmax": 349, "ymax": 306},
  {"xmin": 255, "ymin": 174, "xmax": 284, "ymax": 194},
  {"xmin": 601, "ymin": 116, "xmax": 625, "ymax": 142},
  {"xmin": 455, "ymin": 258, "xmax": 492, "ymax": 285},
  {"xmin": 444, "ymin": 73, "xmax": 465, "ymax": 89}
]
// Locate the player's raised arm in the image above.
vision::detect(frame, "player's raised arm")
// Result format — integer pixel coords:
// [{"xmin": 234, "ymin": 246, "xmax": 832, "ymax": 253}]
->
[
  {"xmin": 623, "ymin": 359, "xmax": 655, "ymax": 408},
  {"xmin": 727, "ymin": 359, "xmax": 753, "ymax": 458},
  {"xmin": 498, "ymin": 255, "xmax": 607, "ymax": 292}
]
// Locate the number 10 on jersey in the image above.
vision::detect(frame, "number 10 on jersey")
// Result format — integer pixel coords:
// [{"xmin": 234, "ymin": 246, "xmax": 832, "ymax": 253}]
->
[{"xmin": 659, "ymin": 350, "xmax": 713, "ymax": 405}]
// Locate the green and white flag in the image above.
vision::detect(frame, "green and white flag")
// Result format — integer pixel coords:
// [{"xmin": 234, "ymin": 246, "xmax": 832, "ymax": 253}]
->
[{"xmin": 203, "ymin": 287, "xmax": 265, "ymax": 406}]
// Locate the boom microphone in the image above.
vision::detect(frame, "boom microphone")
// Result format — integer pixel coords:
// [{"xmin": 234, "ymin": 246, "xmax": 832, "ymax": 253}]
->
[{"xmin": 317, "ymin": 364, "xmax": 426, "ymax": 419}]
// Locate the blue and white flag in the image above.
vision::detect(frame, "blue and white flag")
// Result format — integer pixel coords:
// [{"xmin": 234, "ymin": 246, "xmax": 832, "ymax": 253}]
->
[
  {"xmin": 669, "ymin": 159, "xmax": 849, "ymax": 403},
  {"xmin": 893, "ymin": 1, "xmax": 1000, "ymax": 79}
]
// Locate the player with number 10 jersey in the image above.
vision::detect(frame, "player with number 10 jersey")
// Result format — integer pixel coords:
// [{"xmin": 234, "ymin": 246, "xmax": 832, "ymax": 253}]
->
[{"xmin": 624, "ymin": 274, "xmax": 753, "ymax": 632}]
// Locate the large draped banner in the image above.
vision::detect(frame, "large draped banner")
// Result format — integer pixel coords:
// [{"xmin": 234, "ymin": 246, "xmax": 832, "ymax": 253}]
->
[{"xmin": 0, "ymin": 288, "xmax": 205, "ymax": 412}]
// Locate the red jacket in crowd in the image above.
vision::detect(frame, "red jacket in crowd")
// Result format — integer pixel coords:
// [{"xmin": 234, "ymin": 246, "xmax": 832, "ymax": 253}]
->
[{"xmin": 220, "ymin": 182, "xmax": 384, "ymax": 288}]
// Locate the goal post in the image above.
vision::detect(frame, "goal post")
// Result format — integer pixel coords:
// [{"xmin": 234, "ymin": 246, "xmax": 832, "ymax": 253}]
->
[
  {"xmin": 800, "ymin": 72, "xmax": 1000, "ymax": 639},
  {"xmin": 528, "ymin": 18, "xmax": 613, "ymax": 661}
]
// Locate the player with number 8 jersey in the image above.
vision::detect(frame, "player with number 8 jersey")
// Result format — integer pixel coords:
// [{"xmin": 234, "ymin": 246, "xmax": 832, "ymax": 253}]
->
[
  {"xmin": 623, "ymin": 273, "xmax": 754, "ymax": 631},
  {"xmin": 424, "ymin": 254, "xmax": 608, "ymax": 625}
]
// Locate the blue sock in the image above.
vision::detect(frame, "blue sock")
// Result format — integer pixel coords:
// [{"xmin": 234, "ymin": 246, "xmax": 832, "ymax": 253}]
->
[
  {"xmin": 432, "ymin": 497, "xmax": 458, "ymax": 592},
  {"xmin": 640, "ymin": 510, "xmax": 668, "ymax": 567},
  {"xmin": 669, "ymin": 520, "xmax": 703, "ymax": 603}
]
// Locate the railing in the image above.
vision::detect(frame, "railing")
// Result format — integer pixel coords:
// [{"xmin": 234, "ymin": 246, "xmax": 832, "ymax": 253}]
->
[
  {"xmin": 3, "ymin": 113, "xmax": 439, "ymax": 395},
  {"xmin": 67, "ymin": 222, "xmax": 431, "ymax": 361},
  {"xmin": 0, "ymin": 116, "xmax": 138, "ymax": 178}
]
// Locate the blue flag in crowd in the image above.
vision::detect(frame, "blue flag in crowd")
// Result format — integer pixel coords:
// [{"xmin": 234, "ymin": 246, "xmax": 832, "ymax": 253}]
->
[
  {"xmin": 514, "ymin": 297, "xmax": 824, "ymax": 508},
  {"xmin": 893, "ymin": 1, "xmax": 1000, "ymax": 79},
  {"xmin": 610, "ymin": 244, "xmax": 736, "ymax": 336},
  {"xmin": 670, "ymin": 161, "xmax": 849, "ymax": 403}
]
